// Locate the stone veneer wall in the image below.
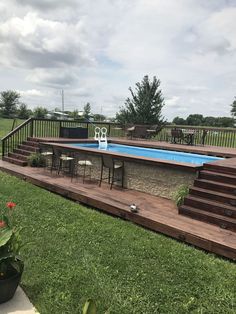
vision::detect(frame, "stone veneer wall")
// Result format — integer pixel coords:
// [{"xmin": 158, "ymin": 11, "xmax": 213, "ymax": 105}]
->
[{"xmin": 87, "ymin": 154, "xmax": 196, "ymax": 200}]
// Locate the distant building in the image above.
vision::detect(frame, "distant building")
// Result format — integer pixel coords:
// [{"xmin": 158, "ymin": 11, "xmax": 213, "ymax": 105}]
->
[{"xmin": 46, "ymin": 111, "xmax": 70, "ymax": 120}]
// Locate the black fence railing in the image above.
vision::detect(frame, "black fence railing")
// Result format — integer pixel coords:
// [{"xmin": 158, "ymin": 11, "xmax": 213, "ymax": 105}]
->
[
  {"xmin": 156, "ymin": 125, "xmax": 236, "ymax": 148},
  {"xmin": 1, "ymin": 119, "xmax": 236, "ymax": 158}
]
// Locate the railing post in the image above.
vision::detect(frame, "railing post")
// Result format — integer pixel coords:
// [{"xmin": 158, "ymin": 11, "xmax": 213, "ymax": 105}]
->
[
  {"xmin": 30, "ymin": 119, "xmax": 34, "ymax": 137},
  {"xmin": 108, "ymin": 123, "xmax": 111, "ymax": 137},
  {"xmin": 2, "ymin": 139, "xmax": 5, "ymax": 158},
  {"xmin": 59, "ymin": 121, "xmax": 62, "ymax": 137}
]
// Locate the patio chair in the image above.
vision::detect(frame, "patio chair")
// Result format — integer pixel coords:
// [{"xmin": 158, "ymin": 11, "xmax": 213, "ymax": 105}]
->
[
  {"xmin": 50, "ymin": 147, "xmax": 75, "ymax": 178},
  {"xmin": 99, "ymin": 155, "xmax": 124, "ymax": 189},
  {"xmin": 126, "ymin": 125, "xmax": 135, "ymax": 139},
  {"xmin": 146, "ymin": 125, "xmax": 163, "ymax": 139},
  {"xmin": 39, "ymin": 143, "xmax": 53, "ymax": 170},
  {"xmin": 171, "ymin": 128, "xmax": 185, "ymax": 144},
  {"xmin": 129, "ymin": 125, "xmax": 147, "ymax": 139},
  {"xmin": 73, "ymin": 152, "xmax": 93, "ymax": 183}
]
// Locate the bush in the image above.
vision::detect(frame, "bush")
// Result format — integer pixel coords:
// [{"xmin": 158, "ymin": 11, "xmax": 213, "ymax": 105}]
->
[
  {"xmin": 27, "ymin": 153, "xmax": 45, "ymax": 167},
  {"xmin": 174, "ymin": 184, "xmax": 189, "ymax": 207}
]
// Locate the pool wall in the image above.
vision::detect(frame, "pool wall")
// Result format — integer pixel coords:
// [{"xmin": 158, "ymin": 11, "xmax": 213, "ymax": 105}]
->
[{"xmin": 85, "ymin": 154, "xmax": 196, "ymax": 199}]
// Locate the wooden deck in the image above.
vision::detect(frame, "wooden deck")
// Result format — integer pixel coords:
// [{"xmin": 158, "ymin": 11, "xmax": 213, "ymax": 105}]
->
[
  {"xmin": 34, "ymin": 137, "xmax": 236, "ymax": 158},
  {"xmin": 0, "ymin": 159, "xmax": 235, "ymax": 260}
]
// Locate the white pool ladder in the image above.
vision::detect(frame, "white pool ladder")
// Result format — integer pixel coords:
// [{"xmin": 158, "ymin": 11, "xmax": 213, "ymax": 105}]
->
[{"xmin": 94, "ymin": 127, "xmax": 107, "ymax": 150}]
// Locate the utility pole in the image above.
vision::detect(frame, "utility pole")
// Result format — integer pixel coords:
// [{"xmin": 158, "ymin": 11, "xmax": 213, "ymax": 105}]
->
[{"xmin": 61, "ymin": 89, "xmax": 64, "ymax": 113}]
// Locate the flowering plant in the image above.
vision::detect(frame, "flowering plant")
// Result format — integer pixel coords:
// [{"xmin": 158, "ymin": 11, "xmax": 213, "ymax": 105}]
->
[{"xmin": 0, "ymin": 202, "xmax": 23, "ymax": 279}]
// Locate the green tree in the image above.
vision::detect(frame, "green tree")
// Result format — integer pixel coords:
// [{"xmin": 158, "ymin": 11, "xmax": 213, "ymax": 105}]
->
[
  {"xmin": 93, "ymin": 113, "xmax": 106, "ymax": 121},
  {"xmin": 0, "ymin": 90, "xmax": 20, "ymax": 117},
  {"xmin": 116, "ymin": 75, "xmax": 165, "ymax": 124},
  {"xmin": 186, "ymin": 114, "xmax": 204, "ymax": 126},
  {"xmin": 68, "ymin": 109, "xmax": 79, "ymax": 119},
  {"xmin": 33, "ymin": 106, "xmax": 48, "ymax": 118},
  {"xmin": 172, "ymin": 116, "xmax": 186, "ymax": 125},
  {"xmin": 83, "ymin": 103, "xmax": 91, "ymax": 120},
  {"xmin": 230, "ymin": 97, "xmax": 236, "ymax": 119},
  {"xmin": 18, "ymin": 103, "xmax": 31, "ymax": 119}
]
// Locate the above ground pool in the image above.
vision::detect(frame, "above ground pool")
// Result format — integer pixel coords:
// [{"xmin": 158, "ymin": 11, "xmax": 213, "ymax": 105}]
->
[{"xmin": 68, "ymin": 143, "xmax": 223, "ymax": 165}]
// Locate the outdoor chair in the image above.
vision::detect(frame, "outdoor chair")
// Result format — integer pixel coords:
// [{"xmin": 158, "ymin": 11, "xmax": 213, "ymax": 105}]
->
[
  {"xmin": 146, "ymin": 125, "xmax": 163, "ymax": 139},
  {"xmin": 126, "ymin": 125, "xmax": 135, "ymax": 139},
  {"xmin": 39, "ymin": 143, "xmax": 53, "ymax": 170},
  {"xmin": 99, "ymin": 155, "xmax": 124, "ymax": 189},
  {"xmin": 126, "ymin": 125, "xmax": 148, "ymax": 139},
  {"xmin": 73, "ymin": 152, "xmax": 93, "ymax": 183},
  {"xmin": 50, "ymin": 147, "xmax": 74, "ymax": 178},
  {"xmin": 171, "ymin": 128, "xmax": 185, "ymax": 144}
]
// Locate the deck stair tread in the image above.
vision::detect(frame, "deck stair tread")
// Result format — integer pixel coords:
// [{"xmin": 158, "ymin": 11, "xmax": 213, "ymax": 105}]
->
[
  {"xmin": 184, "ymin": 195, "xmax": 236, "ymax": 218},
  {"xmin": 179, "ymin": 205, "xmax": 236, "ymax": 231},
  {"xmin": 13, "ymin": 148, "xmax": 32, "ymax": 156},
  {"xmin": 190, "ymin": 186, "xmax": 236, "ymax": 201},
  {"xmin": 194, "ymin": 179, "xmax": 236, "ymax": 193},
  {"xmin": 18, "ymin": 144, "xmax": 39, "ymax": 152},
  {"xmin": 22, "ymin": 140, "xmax": 39, "ymax": 147},
  {"xmin": 204, "ymin": 163, "xmax": 236, "ymax": 174},
  {"xmin": 2, "ymin": 156, "xmax": 27, "ymax": 166},
  {"xmin": 200, "ymin": 170, "xmax": 236, "ymax": 180},
  {"xmin": 8, "ymin": 152, "xmax": 29, "ymax": 161}
]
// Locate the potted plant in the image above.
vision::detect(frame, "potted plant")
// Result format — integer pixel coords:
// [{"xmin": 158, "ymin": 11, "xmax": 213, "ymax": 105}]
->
[{"xmin": 0, "ymin": 202, "xmax": 24, "ymax": 304}]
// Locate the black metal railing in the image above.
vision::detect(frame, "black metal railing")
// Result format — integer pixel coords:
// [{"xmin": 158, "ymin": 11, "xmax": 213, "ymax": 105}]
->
[
  {"xmin": 1, "ymin": 118, "xmax": 33, "ymax": 157},
  {"xmin": 2, "ymin": 119, "xmax": 236, "ymax": 158},
  {"xmin": 156, "ymin": 125, "xmax": 236, "ymax": 148}
]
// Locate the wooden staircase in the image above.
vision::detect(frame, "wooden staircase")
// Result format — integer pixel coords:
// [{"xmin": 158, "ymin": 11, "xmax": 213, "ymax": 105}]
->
[
  {"xmin": 179, "ymin": 163, "xmax": 236, "ymax": 232},
  {"xmin": 2, "ymin": 138, "xmax": 40, "ymax": 166}
]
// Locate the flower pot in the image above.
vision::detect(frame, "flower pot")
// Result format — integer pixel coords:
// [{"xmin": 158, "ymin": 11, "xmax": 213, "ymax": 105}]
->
[{"xmin": 0, "ymin": 262, "xmax": 24, "ymax": 304}]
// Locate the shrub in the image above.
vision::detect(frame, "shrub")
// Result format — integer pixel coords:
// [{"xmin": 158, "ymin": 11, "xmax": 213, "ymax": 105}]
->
[
  {"xmin": 27, "ymin": 153, "xmax": 45, "ymax": 167},
  {"xmin": 174, "ymin": 184, "xmax": 189, "ymax": 207}
]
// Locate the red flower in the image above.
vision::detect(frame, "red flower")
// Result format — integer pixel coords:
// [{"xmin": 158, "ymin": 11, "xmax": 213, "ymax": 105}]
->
[
  {"xmin": 6, "ymin": 202, "xmax": 16, "ymax": 209},
  {"xmin": 0, "ymin": 220, "xmax": 6, "ymax": 228}
]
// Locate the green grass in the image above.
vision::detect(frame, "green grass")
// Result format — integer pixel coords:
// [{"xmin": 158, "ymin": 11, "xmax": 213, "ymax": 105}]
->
[{"xmin": 0, "ymin": 172, "xmax": 236, "ymax": 314}]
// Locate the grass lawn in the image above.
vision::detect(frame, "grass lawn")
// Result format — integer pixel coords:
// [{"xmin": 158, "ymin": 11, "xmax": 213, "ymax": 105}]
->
[{"xmin": 0, "ymin": 172, "xmax": 236, "ymax": 313}]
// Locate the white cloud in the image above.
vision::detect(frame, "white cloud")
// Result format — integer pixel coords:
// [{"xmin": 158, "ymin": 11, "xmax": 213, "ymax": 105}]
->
[{"xmin": 0, "ymin": 0, "xmax": 235, "ymax": 119}]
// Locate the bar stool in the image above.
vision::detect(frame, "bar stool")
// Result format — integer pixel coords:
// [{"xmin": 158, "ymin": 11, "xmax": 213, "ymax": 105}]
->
[
  {"xmin": 73, "ymin": 153, "xmax": 93, "ymax": 183},
  {"xmin": 99, "ymin": 155, "xmax": 124, "ymax": 189},
  {"xmin": 58, "ymin": 153, "xmax": 75, "ymax": 177},
  {"xmin": 39, "ymin": 144, "xmax": 53, "ymax": 171}
]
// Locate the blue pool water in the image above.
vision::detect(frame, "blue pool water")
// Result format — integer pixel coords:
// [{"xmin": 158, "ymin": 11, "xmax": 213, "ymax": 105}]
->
[{"xmin": 68, "ymin": 143, "xmax": 223, "ymax": 165}]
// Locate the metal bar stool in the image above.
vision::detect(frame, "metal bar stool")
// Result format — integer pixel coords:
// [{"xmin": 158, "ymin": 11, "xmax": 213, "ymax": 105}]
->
[
  {"xmin": 39, "ymin": 143, "xmax": 53, "ymax": 171},
  {"xmin": 73, "ymin": 152, "xmax": 93, "ymax": 183},
  {"xmin": 99, "ymin": 155, "xmax": 124, "ymax": 189}
]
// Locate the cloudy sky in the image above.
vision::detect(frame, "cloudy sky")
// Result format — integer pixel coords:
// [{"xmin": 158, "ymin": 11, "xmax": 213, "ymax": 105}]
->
[{"xmin": 0, "ymin": 0, "xmax": 236, "ymax": 120}]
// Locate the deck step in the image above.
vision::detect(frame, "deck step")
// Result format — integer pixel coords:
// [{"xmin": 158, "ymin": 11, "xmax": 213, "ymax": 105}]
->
[
  {"xmin": 199, "ymin": 170, "xmax": 236, "ymax": 185},
  {"xmin": 204, "ymin": 163, "xmax": 236, "ymax": 175},
  {"xmin": 189, "ymin": 187, "xmax": 236, "ymax": 206},
  {"xmin": 179, "ymin": 205, "xmax": 236, "ymax": 232},
  {"xmin": 184, "ymin": 195, "xmax": 236, "ymax": 218},
  {"xmin": 13, "ymin": 148, "xmax": 32, "ymax": 156},
  {"xmin": 22, "ymin": 140, "xmax": 39, "ymax": 147},
  {"xmin": 2, "ymin": 156, "xmax": 28, "ymax": 166},
  {"xmin": 18, "ymin": 144, "xmax": 39, "ymax": 152},
  {"xmin": 194, "ymin": 179, "xmax": 236, "ymax": 195},
  {"xmin": 8, "ymin": 152, "xmax": 29, "ymax": 162}
]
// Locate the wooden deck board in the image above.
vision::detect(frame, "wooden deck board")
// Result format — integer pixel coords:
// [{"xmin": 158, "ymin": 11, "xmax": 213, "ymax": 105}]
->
[{"xmin": 0, "ymin": 160, "xmax": 235, "ymax": 260}]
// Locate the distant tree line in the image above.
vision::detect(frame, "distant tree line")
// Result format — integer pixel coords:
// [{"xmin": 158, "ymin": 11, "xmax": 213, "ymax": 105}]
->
[
  {"xmin": 172, "ymin": 114, "xmax": 235, "ymax": 128},
  {"xmin": 0, "ymin": 90, "xmax": 109, "ymax": 121}
]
